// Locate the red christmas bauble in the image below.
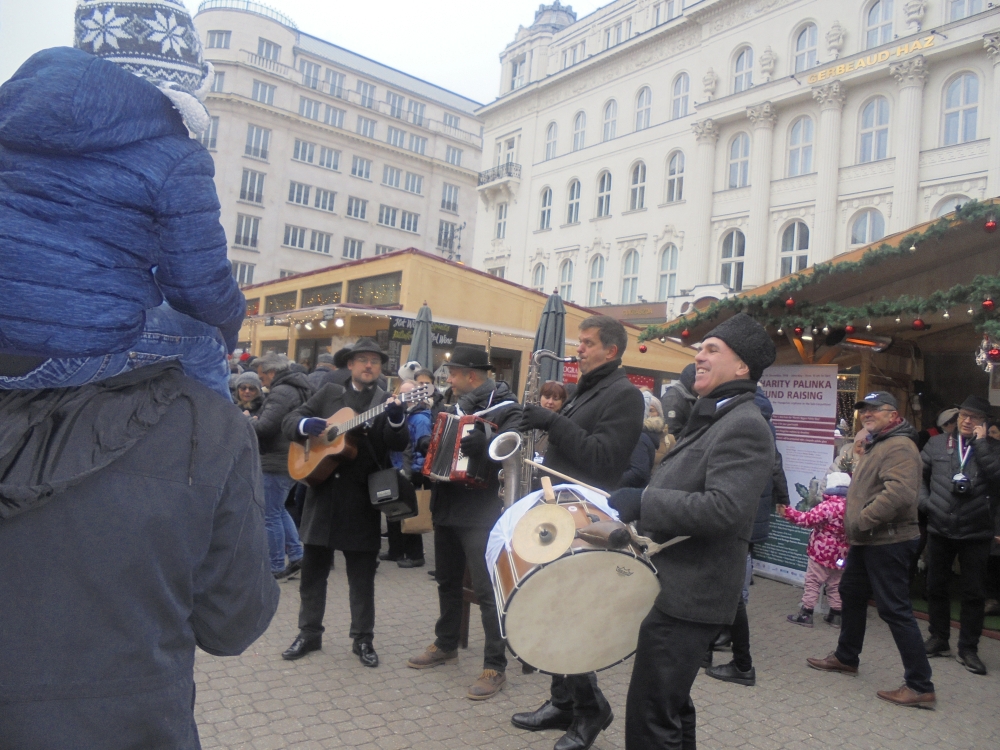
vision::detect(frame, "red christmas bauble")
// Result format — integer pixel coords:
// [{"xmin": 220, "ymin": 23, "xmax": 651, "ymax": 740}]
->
[
  {"xmin": 639, "ymin": 344, "xmax": 648, "ymax": 353},
  {"xmin": 912, "ymin": 319, "xmax": 926, "ymax": 331},
  {"xmin": 680, "ymin": 329, "xmax": 691, "ymax": 340},
  {"xmin": 793, "ymin": 326, "xmax": 804, "ymax": 336},
  {"xmin": 985, "ymin": 219, "xmax": 998, "ymax": 233},
  {"xmin": 984, "ymin": 298, "xmax": 995, "ymax": 311},
  {"xmin": 845, "ymin": 324, "xmax": 856, "ymax": 334},
  {"xmin": 785, "ymin": 297, "xmax": 795, "ymax": 310},
  {"xmin": 989, "ymin": 347, "xmax": 1000, "ymax": 362}
]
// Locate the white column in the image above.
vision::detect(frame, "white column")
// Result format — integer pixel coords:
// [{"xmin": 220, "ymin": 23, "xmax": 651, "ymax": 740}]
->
[
  {"xmin": 691, "ymin": 118, "xmax": 720, "ymax": 286},
  {"xmin": 745, "ymin": 102, "xmax": 777, "ymax": 287},
  {"xmin": 812, "ymin": 81, "xmax": 846, "ymax": 264},
  {"xmin": 984, "ymin": 33, "xmax": 1000, "ymax": 197},
  {"xmin": 889, "ymin": 55, "xmax": 928, "ymax": 231}
]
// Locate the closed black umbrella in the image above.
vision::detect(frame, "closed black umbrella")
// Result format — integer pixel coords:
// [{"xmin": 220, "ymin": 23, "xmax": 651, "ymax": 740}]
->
[
  {"xmin": 532, "ymin": 291, "xmax": 567, "ymax": 382},
  {"xmin": 409, "ymin": 304, "xmax": 434, "ymax": 371}
]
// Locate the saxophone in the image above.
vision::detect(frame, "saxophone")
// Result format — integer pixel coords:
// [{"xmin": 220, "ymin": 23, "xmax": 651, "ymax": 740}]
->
[{"xmin": 489, "ymin": 349, "xmax": 577, "ymax": 508}]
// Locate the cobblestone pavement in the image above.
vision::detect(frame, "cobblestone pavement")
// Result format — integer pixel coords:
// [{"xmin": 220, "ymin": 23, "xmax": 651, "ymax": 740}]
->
[{"xmin": 194, "ymin": 539, "xmax": 1000, "ymax": 750}]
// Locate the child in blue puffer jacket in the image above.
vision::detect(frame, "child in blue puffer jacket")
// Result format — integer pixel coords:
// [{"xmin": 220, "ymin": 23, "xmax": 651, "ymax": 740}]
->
[{"xmin": 0, "ymin": 1, "xmax": 244, "ymax": 398}]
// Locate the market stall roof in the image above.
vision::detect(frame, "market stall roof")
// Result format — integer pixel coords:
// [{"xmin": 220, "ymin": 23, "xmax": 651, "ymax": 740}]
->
[{"xmin": 643, "ymin": 199, "xmax": 1000, "ymax": 358}]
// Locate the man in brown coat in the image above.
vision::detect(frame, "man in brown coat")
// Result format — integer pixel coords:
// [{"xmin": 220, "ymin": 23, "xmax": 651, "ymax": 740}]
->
[{"xmin": 807, "ymin": 391, "xmax": 935, "ymax": 709}]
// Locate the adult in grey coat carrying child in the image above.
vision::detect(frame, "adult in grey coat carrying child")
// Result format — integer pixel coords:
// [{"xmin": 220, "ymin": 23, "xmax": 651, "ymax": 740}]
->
[{"xmin": 609, "ymin": 313, "xmax": 776, "ymax": 749}]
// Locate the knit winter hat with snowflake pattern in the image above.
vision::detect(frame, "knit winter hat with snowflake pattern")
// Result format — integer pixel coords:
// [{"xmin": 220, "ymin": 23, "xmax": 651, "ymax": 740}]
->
[{"xmin": 73, "ymin": 0, "xmax": 213, "ymax": 133}]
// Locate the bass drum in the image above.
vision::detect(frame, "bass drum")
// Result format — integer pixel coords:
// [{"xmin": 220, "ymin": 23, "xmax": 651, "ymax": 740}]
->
[{"xmin": 492, "ymin": 498, "xmax": 660, "ymax": 676}]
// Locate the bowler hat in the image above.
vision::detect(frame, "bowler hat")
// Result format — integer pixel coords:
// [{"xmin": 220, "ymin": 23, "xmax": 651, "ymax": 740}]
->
[
  {"xmin": 959, "ymin": 395, "xmax": 991, "ymax": 417},
  {"xmin": 448, "ymin": 345, "xmax": 493, "ymax": 370},
  {"xmin": 342, "ymin": 338, "xmax": 389, "ymax": 365}
]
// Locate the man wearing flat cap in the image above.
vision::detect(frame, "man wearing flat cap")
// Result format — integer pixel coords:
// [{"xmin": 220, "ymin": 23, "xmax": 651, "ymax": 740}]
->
[
  {"xmin": 280, "ymin": 338, "xmax": 408, "ymax": 668},
  {"xmin": 807, "ymin": 390, "xmax": 936, "ymax": 709},
  {"xmin": 608, "ymin": 313, "xmax": 777, "ymax": 748},
  {"xmin": 407, "ymin": 345, "xmax": 521, "ymax": 701},
  {"xmin": 920, "ymin": 394, "xmax": 1000, "ymax": 675}
]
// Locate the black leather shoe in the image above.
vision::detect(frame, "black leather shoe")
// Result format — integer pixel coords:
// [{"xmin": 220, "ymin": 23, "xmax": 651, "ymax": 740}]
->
[
  {"xmin": 282, "ymin": 635, "xmax": 321, "ymax": 660},
  {"xmin": 924, "ymin": 635, "xmax": 950, "ymax": 657},
  {"xmin": 957, "ymin": 650, "xmax": 987, "ymax": 675},
  {"xmin": 353, "ymin": 641, "xmax": 379, "ymax": 668},
  {"xmin": 274, "ymin": 558, "xmax": 302, "ymax": 580},
  {"xmin": 705, "ymin": 660, "xmax": 757, "ymax": 686},
  {"xmin": 554, "ymin": 706, "xmax": 614, "ymax": 750},
  {"xmin": 511, "ymin": 701, "xmax": 573, "ymax": 732},
  {"xmin": 712, "ymin": 628, "xmax": 732, "ymax": 650}
]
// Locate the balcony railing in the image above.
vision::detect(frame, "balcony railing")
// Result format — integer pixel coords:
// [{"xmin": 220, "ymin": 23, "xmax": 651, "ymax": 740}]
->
[
  {"xmin": 241, "ymin": 49, "xmax": 293, "ymax": 78},
  {"xmin": 478, "ymin": 162, "xmax": 521, "ymax": 186}
]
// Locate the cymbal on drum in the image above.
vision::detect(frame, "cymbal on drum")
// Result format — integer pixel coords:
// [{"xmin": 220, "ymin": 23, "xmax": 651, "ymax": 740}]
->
[{"xmin": 512, "ymin": 503, "xmax": 576, "ymax": 564}]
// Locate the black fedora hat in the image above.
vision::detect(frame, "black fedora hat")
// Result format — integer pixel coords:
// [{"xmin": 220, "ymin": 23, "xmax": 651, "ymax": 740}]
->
[
  {"xmin": 449, "ymin": 345, "xmax": 493, "ymax": 370},
  {"xmin": 338, "ymin": 338, "xmax": 388, "ymax": 366},
  {"xmin": 959, "ymin": 395, "xmax": 991, "ymax": 417}
]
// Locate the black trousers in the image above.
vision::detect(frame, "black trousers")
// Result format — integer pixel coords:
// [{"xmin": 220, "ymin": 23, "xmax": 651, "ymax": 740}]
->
[
  {"xmin": 625, "ymin": 607, "xmax": 720, "ymax": 750},
  {"xmin": 550, "ymin": 673, "xmax": 608, "ymax": 718},
  {"xmin": 433, "ymin": 524, "xmax": 507, "ymax": 671},
  {"xmin": 386, "ymin": 520, "xmax": 425, "ymax": 560},
  {"xmin": 298, "ymin": 544, "xmax": 378, "ymax": 645},
  {"xmin": 925, "ymin": 533, "xmax": 992, "ymax": 653},
  {"xmin": 729, "ymin": 599, "xmax": 752, "ymax": 671}
]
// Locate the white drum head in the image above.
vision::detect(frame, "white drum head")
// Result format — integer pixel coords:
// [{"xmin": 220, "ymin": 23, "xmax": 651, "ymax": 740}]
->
[{"xmin": 503, "ymin": 549, "xmax": 660, "ymax": 675}]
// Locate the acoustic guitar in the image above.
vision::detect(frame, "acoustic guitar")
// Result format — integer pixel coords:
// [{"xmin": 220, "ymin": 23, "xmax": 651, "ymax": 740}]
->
[{"xmin": 288, "ymin": 383, "xmax": 434, "ymax": 486}]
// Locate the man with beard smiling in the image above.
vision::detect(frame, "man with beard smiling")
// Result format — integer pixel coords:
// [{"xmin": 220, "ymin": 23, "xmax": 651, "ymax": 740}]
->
[{"xmin": 610, "ymin": 313, "xmax": 776, "ymax": 749}]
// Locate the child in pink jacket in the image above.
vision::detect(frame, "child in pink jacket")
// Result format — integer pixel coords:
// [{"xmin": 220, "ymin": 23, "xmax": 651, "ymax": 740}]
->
[{"xmin": 778, "ymin": 472, "xmax": 851, "ymax": 628}]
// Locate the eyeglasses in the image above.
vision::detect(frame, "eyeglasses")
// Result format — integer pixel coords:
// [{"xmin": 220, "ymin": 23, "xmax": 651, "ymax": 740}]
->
[
  {"xmin": 237, "ymin": 385, "xmax": 258, "ymax": 391},
  {"xmin": 352, "ymin": 355, "xmax": 382, "ymax": 366},
  {"xmin": 957, "ymin": 412, "xmax": 985, "ymax": 423},
  {"xmin": 858, "ymin": 405, "xmax": 892, "ymax": 414}
]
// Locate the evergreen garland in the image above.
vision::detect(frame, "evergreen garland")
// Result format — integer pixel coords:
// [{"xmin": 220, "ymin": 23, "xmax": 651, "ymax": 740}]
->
[{"xmin": 640, "ymin": 199, "xmax": 1000, "ymax": 342}]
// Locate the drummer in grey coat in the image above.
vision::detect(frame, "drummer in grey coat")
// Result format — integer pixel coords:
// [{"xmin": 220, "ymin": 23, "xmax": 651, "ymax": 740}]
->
[{"xmin": 610, "ymin": 313, "xmax": 776, "ymax": 750}]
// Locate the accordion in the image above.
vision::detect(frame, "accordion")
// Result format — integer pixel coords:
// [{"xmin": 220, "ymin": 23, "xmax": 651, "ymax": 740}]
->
[{"xmin": 422, "ymin": 413, "xmax": 496, "ymax": 487}]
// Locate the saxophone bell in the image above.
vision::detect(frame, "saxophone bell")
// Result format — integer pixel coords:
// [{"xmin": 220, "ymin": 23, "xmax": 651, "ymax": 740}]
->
[{"xmin": 488, "ymin": 431, "xmax": 523, "ymax": 509}]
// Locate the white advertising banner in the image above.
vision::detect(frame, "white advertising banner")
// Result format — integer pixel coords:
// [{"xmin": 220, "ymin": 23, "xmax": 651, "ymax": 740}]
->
[{"xmin": 753, "ymin": 365, "xmax": 838, "ymax": 585}]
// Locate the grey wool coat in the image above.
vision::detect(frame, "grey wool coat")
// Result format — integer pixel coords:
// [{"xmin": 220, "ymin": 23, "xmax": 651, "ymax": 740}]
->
[{"xmin": 639, "ymin": 392, "xmax": 775, "ymax": 625}]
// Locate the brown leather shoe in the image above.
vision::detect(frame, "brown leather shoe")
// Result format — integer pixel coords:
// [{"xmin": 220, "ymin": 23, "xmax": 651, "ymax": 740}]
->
[
  {"xmin": 806, "ymin": 652, "xmax": 858, "ymax": 674},
  {"xmin": 406, "ymin": 644, "xmax": 458, "ymax": 669},
  {"xmin": 876, "ymin": 684, "xmax": 936, "ymax": 710},
  {"xmin": 467, "ymin": 669, "xmax": 505, "ymax": 700}
]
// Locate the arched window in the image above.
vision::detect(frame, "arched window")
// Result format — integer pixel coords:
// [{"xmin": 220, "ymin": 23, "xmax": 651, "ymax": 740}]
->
[
  {"xmin": 588, "ymin": 255, "xmax": 605, "ymax": 306},
  {"xmin": 621, "ymin": 250, "xmax": 640, "ymax": 303},
  {"xmin": 728, "ymin": 133, "xmax": 750, "ymax": 189},
  {"xmin": 788, "ymin": 116, "xmax": 814, "ymax": 176},
  {"xmin": 780, "ymin": 222, "xmax": 810, "ymax": 276},
  {"xmin": 667, "ymin": 151, "xmax": 684, "ymax": 202},
  {"xmin": 859, "ymin": 96, "xmax": 889, "ymax": 163},
  {"xmin": 559, "ymin": 259, "xmax": 574, "ymax": 301},
  {"xmin": 850, "ymin": 209, "xmax": 885, "ymax": 246},
  {"xmin": 532, "ymin": 263, "xmax": 546, "ymax": 292},
  {"xmin": 865, "ymin": 0, "xmax": 893, "ymax": 50},
  {"xmin": 949, "ymin": 0, "xmax": 983, "ymax": 21},
  {"xmin": 943, "ymin": 72, "xmax": 979, "ymax": 146},
  {"xmin": 573, "ymin": 112, "xmax": 586, "ymax": 151},
  {"xmin": 567, "ymin": 179, "xmax": 581, "ymax": 223},
  {"xmin": 721, "ymin": 230, "xmax": 746, "ymax": 291},
  {"xmin": 658, "ymin": 244, "xmax": 679, "ymax": 300},
  {"xmin": 539, "ymin": 188, "xmax": 552, "ymax": 230},
  {"xmin": 635, "ymin": 87, "xmax": 652, "ymax": 131},
  {"xmin": 596, "ymin": 171, "xmax": 612, "ymax": 217},
  {"xmin": 629, "ymin": 162, "xmax": 646, "ymax": 210},
  {"xmin": 544, "ymin": 122, "xmax": 557, "ymax": 160},
  {"xmin": 933, "ymin": 194, "xmax": 970, "ymax": 218},
  {"xmin": 734, "ymin": 47, "xmax": 753, "ymax": 93},
  {"xmin": 671, "ymin": 73, "xmax": 689, "ymax": 120},
  {"xmin": 603, "ymin": 100, "xmax": 617, "ymax": 141},
  {"xmin": 794, "ymin": 24, "xmax": 818, "ymax": 72}
]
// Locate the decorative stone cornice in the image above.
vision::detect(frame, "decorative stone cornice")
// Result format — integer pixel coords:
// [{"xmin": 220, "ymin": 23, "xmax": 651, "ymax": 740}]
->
[
  {"xmin": 812, "ymin": 80, "xmax": 846, "ymax": 111},
  {"xmin": 692, "ymin": 118, "xmax": 720, "ymax": 143},
  {"xmin": 985, "ymin": 33, "xmax": 1000, "ymax": 63},
  {"xmin": 746, "ymin": 102, "xmax": 777, "ymax": 129},
  {"xmin": 889, "ymin": 55, "xmax": 928, "ymax": 88}
]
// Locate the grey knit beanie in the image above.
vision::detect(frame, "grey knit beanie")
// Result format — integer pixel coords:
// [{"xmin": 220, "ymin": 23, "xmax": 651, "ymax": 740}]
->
[
  {"xmin": 703, "ymin": 313, "xmax": 776, "ymax": 381},
  {"xmin": 234, "ymin": 371, "xmax": 262, "ymax": 390}
]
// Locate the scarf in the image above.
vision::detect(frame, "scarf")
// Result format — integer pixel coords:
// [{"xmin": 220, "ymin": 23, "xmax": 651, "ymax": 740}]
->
[
  {"xmin": 677, "ymin": 379, "xmax": 758, "ymax": 442},
  {"xmin": 575, "ymin": 359, "xmax": 622, "ymax": 395}
]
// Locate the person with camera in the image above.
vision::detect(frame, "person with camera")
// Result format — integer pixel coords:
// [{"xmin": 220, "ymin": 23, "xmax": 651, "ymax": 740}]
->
[
  {"xmin": 807, "ymin": 391, "xmax": 935, "ymax": 709},
  {"xmin": 920, "ymin": 395, "xmax": 1000, "ymax": 675}
]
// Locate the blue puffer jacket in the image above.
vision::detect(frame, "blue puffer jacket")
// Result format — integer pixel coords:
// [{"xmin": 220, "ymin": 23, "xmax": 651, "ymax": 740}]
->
[{"xmin": 0, "ymin": 47, "xmax": 245, "ymax": 357}]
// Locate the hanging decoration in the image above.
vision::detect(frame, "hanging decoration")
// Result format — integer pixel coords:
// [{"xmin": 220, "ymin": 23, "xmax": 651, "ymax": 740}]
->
[
  {"xmin": 986, "ymin": 217, "xmax": 997, "ymax": 233},
  {"xmin": 912, "ymin": 318, "xmax": 927, "ymax": 331},
  {"xmin": 976, "ymin": 335, "xmax": 1000, "ymax": 372}
]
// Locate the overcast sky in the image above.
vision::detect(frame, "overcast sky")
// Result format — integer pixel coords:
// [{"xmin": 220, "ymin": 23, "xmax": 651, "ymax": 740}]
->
[{"xmin": 0, "ymin": 0, "xmax": 607, "ymax": 103}]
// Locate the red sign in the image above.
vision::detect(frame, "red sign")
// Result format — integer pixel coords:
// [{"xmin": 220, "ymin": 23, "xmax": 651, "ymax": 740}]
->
[
  {"xmin": 627, "ymin": 373, "xmax": 655, "ymax": 390},
  {"xmin": 562, "ymin": 361, "xmax": 579, "ymax": 384}
]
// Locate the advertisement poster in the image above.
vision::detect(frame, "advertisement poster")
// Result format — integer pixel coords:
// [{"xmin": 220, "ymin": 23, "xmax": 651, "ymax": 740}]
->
[{"xmin": 753, "ymin": 365, "xmax": 838, "ymax": 585}]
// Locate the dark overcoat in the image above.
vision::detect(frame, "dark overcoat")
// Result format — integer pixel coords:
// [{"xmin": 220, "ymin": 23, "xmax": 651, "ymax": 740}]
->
[
  {"xmin": 282, "ymin": 383, "xmax": 408, "ymax": 551},
  {"xmin": 251, "ymin": 369, "xmax": 313, "ymax": 475},
  {"xmin": 919, "ymin": 433, "xmax": 1000, "ymax": 541},
  {"xmin": 640, "ymin": 393, "xmax": 775, "ymax": 625}
]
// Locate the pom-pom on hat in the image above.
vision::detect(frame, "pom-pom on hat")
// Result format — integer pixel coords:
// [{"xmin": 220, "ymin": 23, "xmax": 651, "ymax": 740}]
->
[
  {"xmin": 74, "ymin": 1, "xmax": 212, "ymax": 133},
  {"xmin": 702, "ymin": 313, "xmax": 777, "ymax": 382}
]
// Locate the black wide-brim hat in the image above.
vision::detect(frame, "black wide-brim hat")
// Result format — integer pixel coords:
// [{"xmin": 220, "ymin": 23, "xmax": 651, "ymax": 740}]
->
[
  {"xmin": 338, "ymin": 338, "xmax": 389, "ymax": 366},
  {"xmin": 449, "ymin": 345, "xmax": 493, "ymax": 370},
  {"xmin": 959, "ymin": 394, "xmax": 992, "ymax": 416}
]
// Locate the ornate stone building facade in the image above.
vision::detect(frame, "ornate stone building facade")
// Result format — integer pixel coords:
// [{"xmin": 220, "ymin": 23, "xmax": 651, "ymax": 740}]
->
[
  {"xmin": 194, "ymin": 0, "xmax": 483, "ymax": 286},
  {"xmin": 472, "ymin": 0, "xmax": 1000, "ymax": 318}
]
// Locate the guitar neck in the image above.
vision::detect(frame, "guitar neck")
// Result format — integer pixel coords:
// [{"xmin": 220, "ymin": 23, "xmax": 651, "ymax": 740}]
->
[{"xmin": 338, "ymin": 402, "xmax": 389, "ymax": 433}]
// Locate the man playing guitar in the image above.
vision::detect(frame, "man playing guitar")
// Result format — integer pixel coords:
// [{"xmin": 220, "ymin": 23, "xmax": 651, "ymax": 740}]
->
[{"xmin": 279, "ymin": 338, "xmax": 408, "ymax": 668}]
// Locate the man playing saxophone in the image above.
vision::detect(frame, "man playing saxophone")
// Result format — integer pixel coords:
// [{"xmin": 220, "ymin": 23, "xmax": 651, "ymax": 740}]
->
[
  {"xmin": 406, "ymin": 345, "xmax": 520, "ymax": 701},
  {"xmin": 512, "ymin": 315, "xmax": 645, "ymax": 750}
]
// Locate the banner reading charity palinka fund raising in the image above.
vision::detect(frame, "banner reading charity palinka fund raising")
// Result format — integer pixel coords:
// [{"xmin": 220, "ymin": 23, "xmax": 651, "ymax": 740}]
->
[{"xmin": 753, "ymin": 365, "xmax": 838, "ymax": 585}]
